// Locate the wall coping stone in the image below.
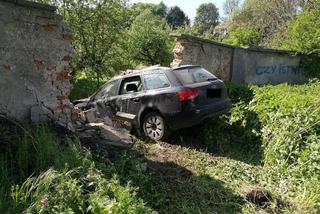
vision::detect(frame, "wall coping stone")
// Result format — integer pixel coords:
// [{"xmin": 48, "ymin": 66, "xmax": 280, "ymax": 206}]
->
[
  {"xmin": 0, "ymin": 0, "xmax": 56, "ymax": 11},
  {"xmin": 170, "ymin": 33, "xmax": 302, "ymax": 56}
]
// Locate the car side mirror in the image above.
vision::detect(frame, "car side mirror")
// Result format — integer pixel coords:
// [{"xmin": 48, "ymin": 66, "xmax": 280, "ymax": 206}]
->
[{"xmin": 126, "ymin": 83, "xmax": 138, "ymax": 92}]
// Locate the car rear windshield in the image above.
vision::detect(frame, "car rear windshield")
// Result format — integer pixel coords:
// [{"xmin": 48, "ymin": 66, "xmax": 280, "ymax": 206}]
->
[{"xmin": 173, "ymin": 67, "xmax": 217, "ymax": 85}]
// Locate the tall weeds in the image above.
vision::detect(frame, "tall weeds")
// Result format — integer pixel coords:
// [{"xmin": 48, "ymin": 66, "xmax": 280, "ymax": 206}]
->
[{"xmin": 0, "ymin": 122, "xmax": 153, "ymax": 213}]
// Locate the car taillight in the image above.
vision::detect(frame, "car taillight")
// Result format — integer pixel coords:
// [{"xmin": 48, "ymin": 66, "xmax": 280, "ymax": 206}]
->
[{"xmin": 177, "ymin": 88, "xmax": 200, "ymax": 101}]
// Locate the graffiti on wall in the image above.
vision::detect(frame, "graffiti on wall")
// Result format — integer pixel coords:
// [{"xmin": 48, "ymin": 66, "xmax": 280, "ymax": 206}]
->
[{"xmin": 256, "ymin": 65, "xmax": 300, "ymax": 76}]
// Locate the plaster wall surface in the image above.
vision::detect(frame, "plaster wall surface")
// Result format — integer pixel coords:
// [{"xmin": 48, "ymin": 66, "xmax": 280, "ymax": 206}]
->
[{"xmin": 0, "ymin": 0, "xmax": 75, "ymax": 123}]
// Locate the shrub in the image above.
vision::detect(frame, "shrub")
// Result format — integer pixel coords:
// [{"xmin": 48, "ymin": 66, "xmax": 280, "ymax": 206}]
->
[
  {"xmin": 223, "ymin": 27, "xmax": 262, "ymax": 48},
  {"xmin": 223, "ymin": 80, "xmax": 320, "ymax": 211},
  {"xmin": 70, "ymin": 78, "xmax": 101, "ymax": 101}
]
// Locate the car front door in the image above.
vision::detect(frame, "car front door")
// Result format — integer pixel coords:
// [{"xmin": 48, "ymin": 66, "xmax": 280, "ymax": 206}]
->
[{"xmin": 93, "ymin": 79, "xmax": 121, "ymax": 117}]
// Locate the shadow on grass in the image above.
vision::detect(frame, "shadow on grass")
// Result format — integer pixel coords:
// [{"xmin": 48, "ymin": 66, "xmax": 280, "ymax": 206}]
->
[
  {"xmin": 169, "ymin": 112, "xmax": 262, "ymax": 166},
  {"xmin": 106, "ymin": 153, "xmax": 246, "ymax": 214},
  {"xmin": 168, "ymin": 83, "xmax": 263, "ymax": 166}
]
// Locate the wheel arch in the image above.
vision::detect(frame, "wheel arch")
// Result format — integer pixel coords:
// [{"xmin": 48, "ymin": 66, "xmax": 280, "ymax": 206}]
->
[{"xmin": 138, "ymin": 107, "xmax": 163, "ymax": 131}]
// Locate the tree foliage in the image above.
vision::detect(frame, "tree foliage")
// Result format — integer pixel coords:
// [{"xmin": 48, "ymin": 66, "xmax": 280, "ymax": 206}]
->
[
  {"xmin": 129, "ymin": 2, "xmax": 167, "ymax": 19},
  {"xmin": 223, "ymin": 27, "xmax": 261, "ymax": 48},
  {"xmin": 194, "ymin": 3, "xmax": 219, "ymax": 34},
  {"xmin": 226, "ymin": 0, "xmax": 305, "ymax": 45},
  {"xmin": 36, "ymin": 0, "xmax": 128, "ymax": 86},
  {"xmin": 166, "ymin": 6, "xmax": 190, "ymax": 29},
  {"xmin": 223, "ymin": 0, "xmax": 240, "ymax": 17},
  {"xmin": 282, "ymin": 3, "xmax": 320, "ymax": 75},
  {"xmin": 34, "ymin": 0, "xmax": 176, "ymax": 85},
  {"xmin": 282, "ymin": 4, "xmax": 320, "ymax": 54},
  {"xmin": 157, "ymin": 1, "xmax": 168, "ymax": 18},
  {"xmin": 123, "ymin": 10, "xmax": 173, "ymax": 67}
]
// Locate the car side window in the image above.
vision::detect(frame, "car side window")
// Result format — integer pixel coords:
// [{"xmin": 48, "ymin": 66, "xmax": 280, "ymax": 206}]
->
[
  {"xmin": 94, "ymin": 80, "xmax": 119, "ymax": 100},
  {"xmin": 119, "ymin": 76, "xmax": 143, "ymax": 95},
  {"xmin": 143, "ymin": 73, "xmax": 170, "ymax": 90}
]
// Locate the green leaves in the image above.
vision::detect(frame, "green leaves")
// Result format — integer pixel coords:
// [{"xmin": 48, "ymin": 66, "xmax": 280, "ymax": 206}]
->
[
  {"xmin": 123, "ymin": 10, "xmax": 174, "ymax": 67},
  {"xmin": 223, "ymin": 27, "xmax": 262, "ymax": 48},
  {"xmin": 194, "ymin": 3, "xmax": 219, "ymax": 35}
]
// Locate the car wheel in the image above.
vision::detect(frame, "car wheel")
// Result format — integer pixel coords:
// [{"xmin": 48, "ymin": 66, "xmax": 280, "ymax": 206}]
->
[{"xmin": 142, "ymin": 112, "xmax": 169, "ymax": 141}]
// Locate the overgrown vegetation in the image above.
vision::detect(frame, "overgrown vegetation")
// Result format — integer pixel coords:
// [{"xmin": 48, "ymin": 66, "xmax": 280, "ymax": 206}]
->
[
  {"xmin": 3, "ymin": 0, "xmax": 320, "ymax": 213},
  {"xmin": 0, "ymin": 122, "xmax": 153, "ymax": 213},
  {"xmin": 1, "ymin": 81, "xmax": 320, "ymax": 213}
]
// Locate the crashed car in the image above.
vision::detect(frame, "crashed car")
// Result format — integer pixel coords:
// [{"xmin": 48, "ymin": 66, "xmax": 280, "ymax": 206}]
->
[{"xmin": 74, "ymin": 65, "xmax": 231, "ymax": 141}]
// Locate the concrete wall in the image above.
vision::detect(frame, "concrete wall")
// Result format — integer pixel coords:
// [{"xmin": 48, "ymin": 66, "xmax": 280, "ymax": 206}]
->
[
  {"xmin": 0, "ymin": 0, "xmax": 75, "ymax": 124},
  {"xmin": 171, "ymin": 33, "xmax": 307, "ymax": 84}
]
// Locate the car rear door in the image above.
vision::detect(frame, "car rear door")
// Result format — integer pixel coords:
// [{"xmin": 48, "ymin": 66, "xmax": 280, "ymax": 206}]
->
[{"xmin": 118, "ymin": 75, "xmax": 145, "ymax": 116}]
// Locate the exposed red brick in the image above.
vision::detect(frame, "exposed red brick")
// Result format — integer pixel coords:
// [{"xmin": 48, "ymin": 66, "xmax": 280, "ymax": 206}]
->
[
  {"xmin": 174, "ymin": 52, "xmax": 183, "ymax": 60},
  {"xmin": 3, "ymin": 64, "xmax": 12, "ymax": 71},
  {"xmin": 63, "ymin": 33, "xmax": 74, "ymax": 41},
  {"xmin": 34, "ymin": 59, "xmax": 44, "ymax": 70},
  {"xmin": 55, "ymin": 104, "xmax": 74, "ymax": 112},
  {"xmin": 62, "ymin": 55, "xmax": 73, "ymax": 61},
  {"xmin": 57, "ymin": 96, "xmax": 67, "ymax": 101},
  {"xmin": 56, "ymin": 67, "xmax": 72, "ymax": 81},
  {"xmin": 43, "ymin": 24, "xmax": 57, "ymax": 32}
]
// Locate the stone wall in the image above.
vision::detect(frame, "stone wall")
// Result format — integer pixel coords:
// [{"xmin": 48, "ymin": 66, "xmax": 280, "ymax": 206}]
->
[
  {"xmin": 0, "ymin": 0, "xmax": 75, "ymax": 124},
  {"xmin": 171, "ymin": 33, "xmax": 307, "ymax": 84}
]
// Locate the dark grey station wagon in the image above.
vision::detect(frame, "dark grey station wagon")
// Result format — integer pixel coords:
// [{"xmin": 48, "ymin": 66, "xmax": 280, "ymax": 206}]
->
[{"xmin": 75, "ymin": 65, "xmax": 231, "ymax": 141}]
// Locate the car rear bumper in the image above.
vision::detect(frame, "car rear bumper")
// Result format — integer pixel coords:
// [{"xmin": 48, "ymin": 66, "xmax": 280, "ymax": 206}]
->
[{"xmin": 164, "ymin": 98, "xmax": 231, "ymax": 130}]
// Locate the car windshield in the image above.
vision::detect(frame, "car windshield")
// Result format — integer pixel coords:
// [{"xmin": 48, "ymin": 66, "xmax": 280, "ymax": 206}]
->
[
  {"xmin": 93, "ymin": 80, "xmax": 119, "ymax": 100},
  {"xmin": 173, "ymin": 67, "xmax": 217, "ymax": 85}
]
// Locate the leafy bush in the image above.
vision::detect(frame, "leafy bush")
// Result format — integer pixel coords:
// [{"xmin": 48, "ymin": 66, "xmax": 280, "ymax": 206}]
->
[
  {"xmin": 223, "ymin": 27, "xmax": 262, "ymax": 48},
  {"xmin": 70, "ymin": 78, "xmax": 101, "ymax": 101},
  {"xmin": 223, "ymin": 80, "xmax": 320, "ymax": 211},
  {"xmin": 281, "ymin": 6, "xmax": 320, "ymax": 76}
]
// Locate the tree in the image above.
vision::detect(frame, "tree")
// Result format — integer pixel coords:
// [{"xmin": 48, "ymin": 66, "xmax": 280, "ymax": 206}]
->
[
  {"xmin": 166, "ymin": 6, "xmax": 190, "ymax": 29},
  {"xmin": 194, "ymin": 3, "xmax": 219, "ymax": 34},
  {"xmin": 223, "ymin": 0, "xmax": 240, "ymax": 17},
  {"xmin": 157, "ymin": 1, "xmax": 168, "ymax": 18},
  {"xmin": 281, "ymin": 4, "xmax": 320, "ymax": 75},
  {"xmin": 130, "ymin": 2, "xmax": 166, "ymax": 19},
  {"xmin": 227, "ymin": 0, "xmax": 305, "ymax": 46},
  {"xmin": 124, "ymin": 10, "xmax": 173, "ymax": 66},
  {"xmin": 34, "ymin": 0, "xmax": 128, "ymax": 86},
  {"xmin": 62, "ymin": 0, "xmax": 128, "ymax": 86}
]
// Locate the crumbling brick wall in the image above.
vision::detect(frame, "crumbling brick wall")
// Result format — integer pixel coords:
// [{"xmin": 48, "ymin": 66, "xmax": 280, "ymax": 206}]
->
[
  {"xmin": 0, "ymin": 0, "xmax": 75, "ymax": 124},
  {"xmin": 171, "ymin": 34, "xmax": 233, "ymax": 81}
]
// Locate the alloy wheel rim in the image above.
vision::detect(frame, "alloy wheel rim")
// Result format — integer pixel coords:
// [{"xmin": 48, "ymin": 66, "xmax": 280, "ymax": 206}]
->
[{"xmin": 145, "ymin": 116, "xmax": 164, "ymax": 140}]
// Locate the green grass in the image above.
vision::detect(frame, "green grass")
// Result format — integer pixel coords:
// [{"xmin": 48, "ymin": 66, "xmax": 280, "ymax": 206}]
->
[
  {"xmin": 0, "ymin": 122, "xmax": 153, "ymax": 213},
  {"xmin": 1, "ymin": 80, "xmax": 320, "ymax": 213}
]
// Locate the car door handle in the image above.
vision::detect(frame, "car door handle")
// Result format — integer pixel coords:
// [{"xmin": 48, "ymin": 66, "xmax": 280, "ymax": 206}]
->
[{"xmin": 133, "ymin": 98, "xmax": 140, "ymax": 103}]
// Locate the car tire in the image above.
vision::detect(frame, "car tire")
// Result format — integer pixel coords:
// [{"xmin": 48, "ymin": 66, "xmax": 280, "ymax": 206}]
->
[{"xmin": 142, "ymin": 112, "xmax": 170, "ymax": 141}]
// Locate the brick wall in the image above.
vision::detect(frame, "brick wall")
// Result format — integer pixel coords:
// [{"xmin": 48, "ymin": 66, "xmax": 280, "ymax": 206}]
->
[{"xmin": 0, "ymin": 0, "xmax": 75, "ymax": 124}]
